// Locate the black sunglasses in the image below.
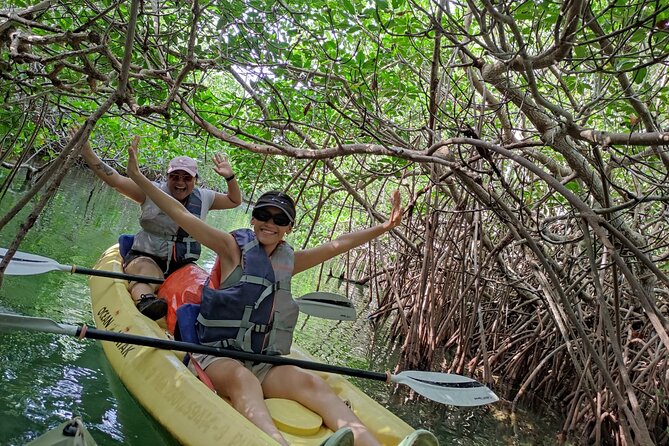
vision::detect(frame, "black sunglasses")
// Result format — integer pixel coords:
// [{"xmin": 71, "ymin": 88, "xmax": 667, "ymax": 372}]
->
[
  {"xmin": 252, "ymin": 208, "xmax": 292, "ymax": 227},
  {"xmin": 168, "ymin": 173, "xmax": 194, "ymax": 182}
]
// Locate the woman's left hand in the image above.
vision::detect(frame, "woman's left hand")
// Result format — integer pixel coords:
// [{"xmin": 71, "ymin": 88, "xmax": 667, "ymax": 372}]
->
[
  {"xmin": 126, "ymin": 135, "xmax": 142, "ymax": 179},
  {"xmin": 212, "ymin": 153, "xmax": 234, "ymax": 178},
  {"xmin": 384, "ymin": 190, "xmax": 403, "ymax": 230}
]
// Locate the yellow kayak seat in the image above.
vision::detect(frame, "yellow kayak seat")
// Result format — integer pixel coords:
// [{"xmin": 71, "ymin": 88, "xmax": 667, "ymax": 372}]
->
[{"xmin": 266, "ymin": 398, "xmax": 324, "ymax": 436}]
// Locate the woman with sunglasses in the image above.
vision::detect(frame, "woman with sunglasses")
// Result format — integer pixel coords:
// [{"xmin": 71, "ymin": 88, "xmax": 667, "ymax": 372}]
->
[
  {"xmin": 127, "ymin": 143, "xmax": 403, "ymax": 446},
  {"xmin": 77, "ymin": 132, "xmax": 242, "ymax": 320}
]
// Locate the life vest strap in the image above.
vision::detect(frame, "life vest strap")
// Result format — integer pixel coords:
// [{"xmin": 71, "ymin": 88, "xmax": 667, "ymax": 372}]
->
[
  {"xmin": 197, "ymin": 315, "xmax": 271, "ymax": 333},
  {"xmin": 239, "ymin": 275, "xmax": 273, "ymax": 287},
  {"xmin": 142, "ymin": 231, "xmax": 197, "ymax": 243},
  {"xmin": 242, "ymin": 238, "xmax": 260, "ymax": 254}
]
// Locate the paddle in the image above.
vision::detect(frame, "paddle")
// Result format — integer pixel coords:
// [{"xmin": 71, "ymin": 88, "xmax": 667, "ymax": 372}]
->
[
  {"xmin": 0, "ymin": 313, "xmax": 499, "ymax": 407},
  {"xmin": 0, "ymin": 248, "xmax": 355, "ymax": 321},
  {"xmin": 296, "ymin": 292, "xmax": 357, "ymax": 321},
  {"xmin": 0, "ymin": 248, "xmax": 164, "ymax": 284}
]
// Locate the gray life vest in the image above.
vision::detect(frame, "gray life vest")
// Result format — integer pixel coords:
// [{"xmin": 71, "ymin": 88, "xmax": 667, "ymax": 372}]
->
[
  {"xmin": 196, "ymin": 228, "xmax": 299, "ymax": 355},
  {"xmin": 131, "ymin": 183, "xmax": 203, "ymax": 272}
]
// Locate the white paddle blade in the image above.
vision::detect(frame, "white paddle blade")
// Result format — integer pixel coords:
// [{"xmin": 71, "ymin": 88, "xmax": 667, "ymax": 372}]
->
[
  {"xmin": 392, "ymin": 370, "xmax": 499, "ymax": 406},
  {"xmin": 296, "ymin": 292, "xmax": 357, "ymax": 321},
  {"xmin": 0, "ymin": 313, "xmax": 78, "ymax": 336},
  {"xmin": 0, "ymin": 248, "xmax": 67, "ymax": 275}
]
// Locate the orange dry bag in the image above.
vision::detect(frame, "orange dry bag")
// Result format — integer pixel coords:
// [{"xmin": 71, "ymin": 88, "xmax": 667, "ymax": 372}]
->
[{"xmin": 157, "ymin": 263, "xmax": 210, "ymax": 334}]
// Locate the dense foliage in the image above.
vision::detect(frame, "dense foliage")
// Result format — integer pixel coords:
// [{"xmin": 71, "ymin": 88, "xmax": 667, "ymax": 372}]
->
[{"xmin": 1, "ymin": 0, "xmax": 669, "ymax": 444}]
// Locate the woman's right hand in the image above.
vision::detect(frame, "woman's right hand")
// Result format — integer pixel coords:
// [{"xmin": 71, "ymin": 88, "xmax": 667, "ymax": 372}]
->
[
  {"xmin": 126, "ymin": 135, "xmax": 142, "ymax": 180},
  {"xmin": 383, "ymin": 189, "xmax": 403, "ymax": 230},
  {"xmin": 69, "ymin": 127, "xmax": 93, "ymax": 155}
]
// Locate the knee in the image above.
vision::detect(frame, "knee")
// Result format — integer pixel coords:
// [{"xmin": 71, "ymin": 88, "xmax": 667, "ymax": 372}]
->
[
  {"xmin": 299, "ymin": 370, "xmax": 330, "ymax": 394},
  {"xmin": 232, "ymin": 366, "xmax": 256, "ymax": 383},
  {"xmin": 225, "ymin": 367, "xmax": 261, "ymax": 394},
  {"xmin": 125, "ymin": 257, "xmax": 162, "ymax": 277}
]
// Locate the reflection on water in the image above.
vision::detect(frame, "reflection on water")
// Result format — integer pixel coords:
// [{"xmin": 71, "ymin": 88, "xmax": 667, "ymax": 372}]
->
[
  {"xmin": 0, "ymin": 169, "xmax": 561, "ymax": 445},
  {"xmin": 0, "ymin": 170, "xmax": 182, "ymax": 445}
]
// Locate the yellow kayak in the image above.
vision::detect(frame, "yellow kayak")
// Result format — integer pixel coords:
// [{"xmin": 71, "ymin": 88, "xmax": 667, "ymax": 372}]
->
[{"xmin": 89, "ymin": 245, "xmax": 437, "ymax": 446}]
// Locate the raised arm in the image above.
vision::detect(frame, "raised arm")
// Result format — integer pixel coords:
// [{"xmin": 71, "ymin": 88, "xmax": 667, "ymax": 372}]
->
[
  {"xmin": 293, "ymin": 190, "xmax": 403, "ymax": 274},
  {"xmin": 126, "ymin": 138, "xmax": 238, "ymax": 263},
  {"xmin": 210, "ymin": 153, "xmax": 242, "ymax": 209},
  {"xmin": 74, "ymin": 129, "xmax": 146, "ymax": 204}
]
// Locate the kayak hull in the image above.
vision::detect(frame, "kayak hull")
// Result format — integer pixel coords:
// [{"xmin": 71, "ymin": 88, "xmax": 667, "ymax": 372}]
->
[
  {"xmin": 27, "ymin": 417, "xmax": 97, "ymax": 446},
  {"xmin": 89, "ymin": 245, "xmax": 419, "ymax": 445}
]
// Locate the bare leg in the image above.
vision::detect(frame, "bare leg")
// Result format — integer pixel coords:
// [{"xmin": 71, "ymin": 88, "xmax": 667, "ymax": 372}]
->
[
  {"xmin": 205, "ymin": 358, "xmax": 289, "ymax": 446},
  {"xmin": 263, "ymin": 365, "xmax": 381, "ymax": 446},
  {"xmin": 124, "ymin": 257, "xmax": 162, "ymax": 304}
]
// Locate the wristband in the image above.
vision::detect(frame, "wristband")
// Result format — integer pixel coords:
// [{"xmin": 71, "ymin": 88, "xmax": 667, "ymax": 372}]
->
[{"xmin": 225, "ymin": 174, "xmax": 235, "ymax": 182}]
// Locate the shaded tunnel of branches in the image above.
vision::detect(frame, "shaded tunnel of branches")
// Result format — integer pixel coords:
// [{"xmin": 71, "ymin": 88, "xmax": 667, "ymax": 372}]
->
[{"xmin": 1, "ymin": 1, "xmax": 669, "ymax": 445}]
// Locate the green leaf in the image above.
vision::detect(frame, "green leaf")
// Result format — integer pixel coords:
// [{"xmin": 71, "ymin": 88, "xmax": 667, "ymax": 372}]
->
[
  {"xmin": 634, "ymin": 67, "xmax": 647, "ymax": 84},
  {"xmin": 573, "ymin": 45, "xmax": 587, "ymax": 59},
  {"xmin": 630, "ymin": 29, "xmax": 646, "ymax": 43},
  {"xmin": 323, "ymin": 40, "xmax": 337, "ymax": 56},
  {"xmin": 565, "ymin": 181, "xmax": 582, "ymax": 194},
  {"xmin": 216, "ymin": 17, "xmax": 229, "ymax": 29},
  {"xmin": 617, "ymin": 61, "xmax": 636, "ymax": 72},
  {"xmin": 341, "ymin": 0, "xmax": 355, "ymax": 15},
  {"xmin": 513, "ymin": 1, "xmax": 535, "ymax": 20}
]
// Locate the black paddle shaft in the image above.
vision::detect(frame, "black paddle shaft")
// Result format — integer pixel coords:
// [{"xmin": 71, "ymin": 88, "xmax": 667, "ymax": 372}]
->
[
  {"xmin": 73, "ymin": 266, "xmax": 164, "ymax": 284},
  {"xmin": 80, "ymin": 326, "xmax": 388, "ymax": 382}
]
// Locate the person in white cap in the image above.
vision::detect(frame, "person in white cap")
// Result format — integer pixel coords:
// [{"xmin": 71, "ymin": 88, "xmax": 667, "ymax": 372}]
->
[{"xmin": 78, "ymin": 133, "xmax": 242, "ymax": 320}]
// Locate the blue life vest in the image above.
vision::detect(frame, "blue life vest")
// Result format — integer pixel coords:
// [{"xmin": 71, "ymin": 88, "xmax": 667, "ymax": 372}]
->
[{"xmin": 196, "ymin": 229, "xmax": 299, "ymax": 355}]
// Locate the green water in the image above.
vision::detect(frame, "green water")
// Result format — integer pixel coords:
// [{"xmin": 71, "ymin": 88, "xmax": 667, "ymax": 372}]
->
[{"xmin": 0, "ymin": 169, "xmax": 562, "ymax": 445}]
